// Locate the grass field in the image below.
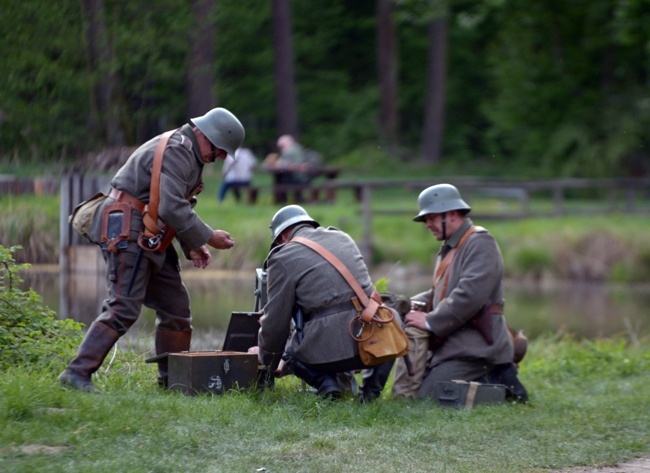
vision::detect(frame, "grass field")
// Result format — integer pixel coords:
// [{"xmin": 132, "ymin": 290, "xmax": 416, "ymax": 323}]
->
[{"xmin": 0, "ymin": 335, "xmax": 648, "ymax": 473}]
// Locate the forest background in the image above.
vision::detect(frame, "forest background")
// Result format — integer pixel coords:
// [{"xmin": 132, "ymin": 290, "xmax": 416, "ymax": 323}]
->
[{"xmin": 2, "ymin": 0, "xmax": 650, "ymax": 179}]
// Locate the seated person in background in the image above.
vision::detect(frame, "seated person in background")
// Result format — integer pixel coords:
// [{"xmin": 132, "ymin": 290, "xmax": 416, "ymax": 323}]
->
[
  {"xmin": 392, "ymin": 184, "xmax": 528, "ymax": 402},
  {"xmin": 217, "ymin": 147, "xmax": 257, "ymax": 204},
  {"xmin": 263, "ymin": 135, "xmax": 316, "ymax": 203}
]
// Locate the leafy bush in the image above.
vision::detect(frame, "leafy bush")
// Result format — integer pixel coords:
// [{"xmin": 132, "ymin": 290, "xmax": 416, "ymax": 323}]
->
[
  {"xmin": 0, "ymin": 245, "xmax": 83, "ymax": 370},
  {"xmin": 508, "ymin": 243, "xmax": 555, "ymax": 280}
]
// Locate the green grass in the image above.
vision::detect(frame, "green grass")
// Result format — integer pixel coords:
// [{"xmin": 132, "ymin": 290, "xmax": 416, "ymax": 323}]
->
[{"xmin": 0, "ymin": 336, "xmax": 648, "ymax": 472}]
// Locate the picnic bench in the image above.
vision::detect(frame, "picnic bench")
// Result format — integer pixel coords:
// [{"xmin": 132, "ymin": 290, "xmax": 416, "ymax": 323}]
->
[{"xmin": 249, "ymin": 166, "xmax": 343, "ymax": 204}]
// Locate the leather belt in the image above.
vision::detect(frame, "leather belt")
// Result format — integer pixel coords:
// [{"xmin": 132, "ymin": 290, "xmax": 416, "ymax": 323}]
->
[
  {"xmin": 488, "ymin": 304, "xmax": 503, "ymax": 315},
  {"xmin": 108, "ymin": 188, "xmax": 146, "ymax": 214},
  {"xmin": 307, "ymin": 299, "xmax": 357, "ymax": 320}
]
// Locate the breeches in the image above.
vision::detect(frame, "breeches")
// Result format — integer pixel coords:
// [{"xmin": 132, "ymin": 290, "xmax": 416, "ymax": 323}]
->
[
  {"xmin": 416, "ymin": 358, "xmax": 493, "ymax": 399},
  {"xmin": 284, "ymin": 347, "xmax": 366, "ymax": 373},
  {"xmin": 96, "ymin": 245, "xmax": 192, "ymax": 336}
]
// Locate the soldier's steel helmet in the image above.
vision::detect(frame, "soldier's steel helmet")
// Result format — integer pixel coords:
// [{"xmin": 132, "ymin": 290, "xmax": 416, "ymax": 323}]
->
[
  {"xmin": 191, "ymin": 108, "xmax": 245, "ymax": 160},
  {"xmin": 269, "ymin": 205, "xmax": 320, "ymax": 241},
  {"xmin": 413, "ymin": 184, "xmax": 471, "ymax": 222}
]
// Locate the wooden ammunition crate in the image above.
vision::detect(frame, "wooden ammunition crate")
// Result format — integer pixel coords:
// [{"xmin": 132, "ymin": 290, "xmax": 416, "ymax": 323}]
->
[
  {"xmin": 434, "ymin": 381, "xmax": 506, "ymax": 409},
  {"xmin": 148, "ymin": 351, "xmax": 259, "ymax": 396}
]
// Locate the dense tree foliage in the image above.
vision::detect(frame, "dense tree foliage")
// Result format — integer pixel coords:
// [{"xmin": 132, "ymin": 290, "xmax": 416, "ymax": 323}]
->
[{"xmin": 0, "ymin": 0, "xmax": 648, "ymax": 177}]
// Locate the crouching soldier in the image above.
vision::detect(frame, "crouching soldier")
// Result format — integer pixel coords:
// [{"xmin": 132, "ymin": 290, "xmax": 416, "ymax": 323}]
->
[{"xmin": 248, "ymin": 205, "xmax": 392, "ymax": 401}]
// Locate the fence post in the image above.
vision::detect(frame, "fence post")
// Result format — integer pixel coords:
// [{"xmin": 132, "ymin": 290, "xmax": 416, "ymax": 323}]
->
[
  {"xmin": 359, "ymin": 184, "xmax": 373, "ymax": 263},
  {"xmin": 553, "ymin": 185, "xmax": 564, "ymax": 215},
  {"xmin": 59, "ymin": 173, "xmax": 110, "ymax": 323}
]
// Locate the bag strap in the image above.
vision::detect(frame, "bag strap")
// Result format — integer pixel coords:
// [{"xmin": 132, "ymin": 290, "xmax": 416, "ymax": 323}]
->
[
  {"xmin": 147, "ymin": 129, "xmax": 176, "ymax": 226},
  {"xmin": 427, "ymin": 225, "xmax": 477, "ymax": 310},
  {"xmin": 291, "ymin": 236, "xmax": 380, "ymax": 323}
]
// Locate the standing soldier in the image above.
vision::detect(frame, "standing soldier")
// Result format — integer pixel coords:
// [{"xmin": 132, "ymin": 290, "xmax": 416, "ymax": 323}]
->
[{"xmin": 58, "ymin": 108, "xmax": 245, "ymax": 392}]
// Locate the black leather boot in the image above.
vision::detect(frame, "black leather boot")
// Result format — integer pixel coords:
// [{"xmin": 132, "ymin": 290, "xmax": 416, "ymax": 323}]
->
[
  {"xmin": 359, "ymin": 360, "xmax": 395, "ymax": 403},
  {"xmin": 57, "ymin": 321, "xmax": 120, "ymax": 393},
  {"xmin": 283, "ymin": 356, "xmax": 342, "ymax": 399},
  {"xmin": 487, "ymin": 363, "xmax": 528, "ymax": 403},
  {"xmin": 155, "ymin": 330, "xmax": 191, "ymax": 388}
]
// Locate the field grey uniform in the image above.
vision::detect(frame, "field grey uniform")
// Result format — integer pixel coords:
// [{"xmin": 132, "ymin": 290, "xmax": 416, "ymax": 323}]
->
[
  {"xmin": 61, "ymin": 124, "xmax": 217, "ymax": 389},
  {"xmin": 258, "ymin": 224, "xmax": 372, "ymax": 394},
  {"xmin": 393, "ymin": 218, "xmax": 517, "ymax": 398},
  {"xmin": 88, "ymin": 124, "xmax": 212, "ymax": 335}
]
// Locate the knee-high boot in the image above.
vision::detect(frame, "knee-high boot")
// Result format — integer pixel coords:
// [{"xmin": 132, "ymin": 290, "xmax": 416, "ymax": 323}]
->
[
  {"xmin": 486, "ymin": 363, "xmax": 528, "ymax": 403},
  {"xmin": 283, "ymin": 356, "xmax": 342, "ymax": 399},
  {"xmin": 155, "ymin": 330, "xmax": 191, "ymax": 388},
  {"xmin": 359, "ymin": 359, "xmax": 395, "ymax": 403},
  {"xmin": 57, "ymin": 321, "xmax": 120, "ymax": 392}
]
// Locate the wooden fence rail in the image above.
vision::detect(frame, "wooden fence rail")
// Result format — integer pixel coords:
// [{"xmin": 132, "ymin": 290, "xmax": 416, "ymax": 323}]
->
[
  {"xmin": 316, "ymin": 177, "xmax": 650, "ymax": 259},
  {"xmin": 56, "ymin": 174, "xmax": 650, "ymax": 265}
]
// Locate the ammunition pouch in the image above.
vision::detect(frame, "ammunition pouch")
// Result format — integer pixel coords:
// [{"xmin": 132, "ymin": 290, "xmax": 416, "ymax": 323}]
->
[
  {"xmin": 138, "ymin": 207, "xmax": 176, "ymax": 253},
  {"xmin": 428, "ymin": 302, "xmax": 500, "ymax": 352},
  {"xmin": 100, "ymin": 202, "xmax": 131, "ymax": 253}
]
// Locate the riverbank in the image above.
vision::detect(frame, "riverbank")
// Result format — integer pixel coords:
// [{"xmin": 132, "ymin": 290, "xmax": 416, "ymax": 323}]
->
[{"xmin": 3, "ymin": 243, "xmax": 649, "ymax": 472}]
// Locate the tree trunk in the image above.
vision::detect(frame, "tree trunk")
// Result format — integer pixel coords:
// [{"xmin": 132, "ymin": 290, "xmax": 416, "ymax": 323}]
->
[
  {"xmin": 80, "ymin": 0, "xmax": 122, "ymax": 147},
  {"xmin": 187, "ymin": 0, "xmax": 216, "ymax": 118},
  {"xmin": 376, "ymin": 0, "xmax": 399, "ymax": 153},
  {"xmin": 419, "ymin": 16, "xmax": 448, "ymax": 164},
  {"xmin": 271, "ymin": 0, "xmax": 299, "ymax": 138}
]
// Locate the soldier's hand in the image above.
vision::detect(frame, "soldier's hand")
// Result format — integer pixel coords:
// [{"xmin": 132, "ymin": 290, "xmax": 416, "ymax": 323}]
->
[
  {"xmin": 404, "ymin": 310, "xmax": 428, "ymax": 331},
  {"xmin": 189, "ymin": 246, "xmax": 212, "ymax": 268},
  {"xmin": 208, "ymin": 229, "xmax": 235, "ymax": 250}
]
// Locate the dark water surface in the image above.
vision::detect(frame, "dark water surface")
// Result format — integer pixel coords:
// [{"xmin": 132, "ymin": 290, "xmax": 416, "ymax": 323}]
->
[{"xmin": 21, "ymin": 266, "xmax": 649, "ymax": 351}]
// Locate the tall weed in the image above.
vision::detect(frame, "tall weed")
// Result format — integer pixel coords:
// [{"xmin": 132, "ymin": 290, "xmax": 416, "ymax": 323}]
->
[{"xmin": 0, "ymin": 245, "xmax": 83, "ymax": 370}]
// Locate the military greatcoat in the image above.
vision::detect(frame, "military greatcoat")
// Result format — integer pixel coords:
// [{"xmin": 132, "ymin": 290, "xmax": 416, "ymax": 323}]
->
[
  {"xmin": 84, "ymin": 124, "xmax": 216, "ymax": 335},
  {"xmin": 258, "ymin": 224, "xmax": 373, "ymax": 368}
]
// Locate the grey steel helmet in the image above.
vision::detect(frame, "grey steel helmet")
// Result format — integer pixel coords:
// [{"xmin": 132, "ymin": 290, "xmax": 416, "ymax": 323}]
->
[
  {"xmin": 413, "ymin": 184, "xmax": 471, "ymax": 222},
  {"xmin": 269, "ymin": 205, "xmax": 319, "ymax": 242},
  {"xmin": 190, "ymin": 108, "xmax": 245, "ymax": 160}
]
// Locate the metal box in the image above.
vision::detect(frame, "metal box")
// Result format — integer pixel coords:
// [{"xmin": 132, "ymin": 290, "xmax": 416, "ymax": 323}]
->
[
  {"xmin": 434, "ymin": 381, "xmax": 506, "ymax": 409},
  {"xmin": 159, "ymin": 351, "xmax": 259, "ymax": 396}
]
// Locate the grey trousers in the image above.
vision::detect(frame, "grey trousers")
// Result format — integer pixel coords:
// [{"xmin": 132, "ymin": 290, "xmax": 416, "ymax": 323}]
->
[
  {"xmin": 96, "ymin": 244, "xmax": 192, "ymax": 336},
  {"xmin": 416, "ymin": 358, "xmax": 493, "ymax": 399}
]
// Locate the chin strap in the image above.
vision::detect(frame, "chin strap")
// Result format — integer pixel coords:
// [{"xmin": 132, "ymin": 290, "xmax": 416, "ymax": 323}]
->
[{"xmin": 441, "ymin": 212, "xmax": 447, "ymax": 241}]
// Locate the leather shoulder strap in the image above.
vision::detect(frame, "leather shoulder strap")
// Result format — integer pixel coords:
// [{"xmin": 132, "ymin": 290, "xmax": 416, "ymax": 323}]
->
[
  {"xmin": 434, "ymin": 225, "xmax": 477, "ymax": 297},
  {"xmin": 148, "ymin": 130, "xmax": 176, "ymax": 223},
  {"xmin": 291, "ymin": 236, "xmax": 369, "ymax": 304},
  {"xmin": 291, "ymin": 236, "xmax": 380, "ymax": 322}
]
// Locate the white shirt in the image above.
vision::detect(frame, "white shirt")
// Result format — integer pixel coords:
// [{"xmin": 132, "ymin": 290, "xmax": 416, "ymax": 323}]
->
[{"xmin": 223, "ymin": 148, "xmax": 257, "ymax": 182}]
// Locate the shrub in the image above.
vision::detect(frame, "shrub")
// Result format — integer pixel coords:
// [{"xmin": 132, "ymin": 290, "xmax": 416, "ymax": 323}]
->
[
  {"xmin": 507, "ymin": 243, "xmax": 555, "ymax": 280},
  {"xmin": 0, "ymin": 245, "xmax": 83, "ymax": 370}
]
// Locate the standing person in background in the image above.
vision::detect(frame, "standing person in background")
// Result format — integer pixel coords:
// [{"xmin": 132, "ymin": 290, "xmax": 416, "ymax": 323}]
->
[
  {"xmin": 58, "ymin": 108, "xmax": 245, "ymax": 392},
  {"xmin": 217, "ymin": 147, "xmax": 258, "ymax": 204},
  {"xmin": 392, "ymin": 183, "xmax": 528, "ymax": 402}
]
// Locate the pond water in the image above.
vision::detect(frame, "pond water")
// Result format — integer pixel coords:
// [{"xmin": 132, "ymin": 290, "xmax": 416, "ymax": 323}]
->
[{"xmin": 21, "ymin": 266, "xmax": 649, "ymax": 351}]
